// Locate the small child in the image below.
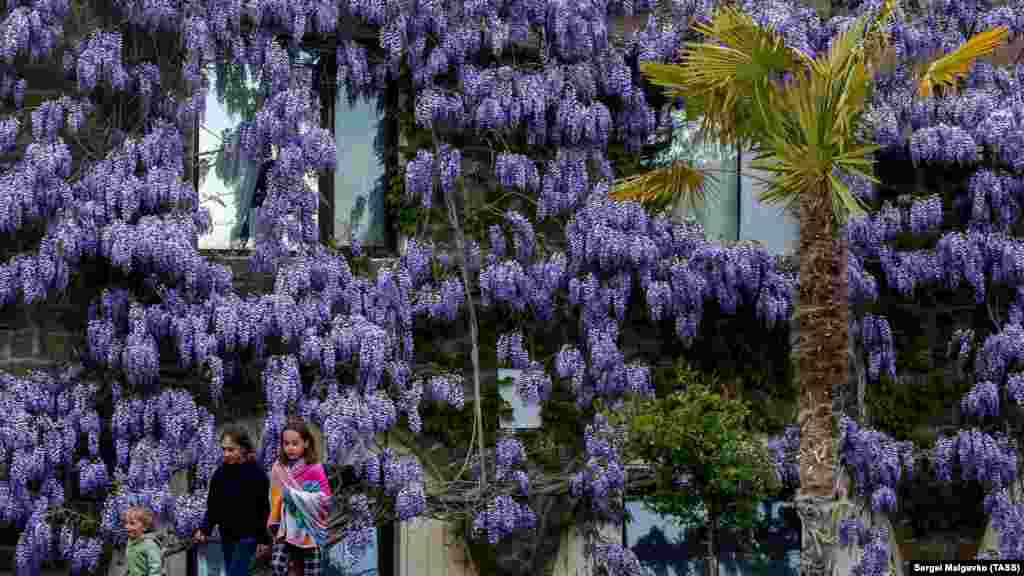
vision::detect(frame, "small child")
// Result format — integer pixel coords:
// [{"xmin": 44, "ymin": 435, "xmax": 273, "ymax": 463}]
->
[
  {"xmin": 268, "ymin": 418, "xmax": 332, "ymax": 576},
  {"xmin": 123, "ymin": 506, "xmax": 162, "ymax": 576}
]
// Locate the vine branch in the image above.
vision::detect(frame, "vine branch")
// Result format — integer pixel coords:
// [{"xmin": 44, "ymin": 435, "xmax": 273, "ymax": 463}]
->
[{"xmin": 433, "ymin": 132, "xmax": 488, "ymax": 494}]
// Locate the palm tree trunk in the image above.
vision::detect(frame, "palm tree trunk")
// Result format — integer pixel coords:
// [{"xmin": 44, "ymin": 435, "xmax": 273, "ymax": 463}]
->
[{"xmin": 796, "ymin": 192, "xmax": 848, "ymax": 575}]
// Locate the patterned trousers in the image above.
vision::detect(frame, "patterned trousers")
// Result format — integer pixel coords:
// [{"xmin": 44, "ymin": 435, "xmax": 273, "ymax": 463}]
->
[{"xmin": 270, "ymin": 541, "xmax": 321, "ymax": 576}]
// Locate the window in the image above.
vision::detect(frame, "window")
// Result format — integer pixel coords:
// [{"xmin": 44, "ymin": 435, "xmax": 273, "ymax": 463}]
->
[
  {"xmin": 196, "ymin": 58, "xmax": 322, "ymax": 252},
  {"xmin": 331, "ymin": 93, "xmax": 389, "ymax": 249},
  {"xmin": 661, "ymin": 110, "xmax": 799, "ymax": 255},
  {"xmin": 660, "ymin": 110, "xmax": 741, "ymax": 244},
  {"xmin": 623, "ymin": 499, "xmax": 694, "ymax": 576},
  {"xmin": 196, "ymin": 49, "xmax": 398, "ymax": 254},
  {"xmin": 498, "ymin": 368, "xmax": 541, "ymax": 430},
  {"xmin": 622, "ymin": 498, "xmax": 800, "ymax": 576},
  {"xmin": 317, "ymin": 48, "xmax": 399, "ymax": 255}
]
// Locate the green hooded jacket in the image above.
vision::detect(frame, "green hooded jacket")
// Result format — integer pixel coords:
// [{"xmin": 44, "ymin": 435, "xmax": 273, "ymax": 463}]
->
[{"xmin": 125, "ymin": 533, "xmax": 162, "ymax": 576}]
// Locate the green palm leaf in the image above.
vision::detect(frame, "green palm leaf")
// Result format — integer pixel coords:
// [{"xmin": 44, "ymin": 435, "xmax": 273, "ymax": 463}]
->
[{"xmin": 610, "ymin": 160, "xmax": 711, "ymax": 213}]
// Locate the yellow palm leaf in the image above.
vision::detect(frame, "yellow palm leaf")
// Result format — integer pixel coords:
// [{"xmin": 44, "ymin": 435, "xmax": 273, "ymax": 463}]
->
[
  {"xmin": 864, "ymin": 0, "xmax": 897, "ymax": 53},
  {"xmin": 610, "ymin": 160, "xmax": 710, "ymax": 211},
  {"xmin": 639, "ymin": 6, "xmax": 800, "ymax": 143},
  {"xmin": 874, "ymin": 0, "xmax": 897, "ymax": 26},
  {"xmin": 918, "ymin": 26, "xmax": 1009, "ymax": 97},
  {"xmin": 638, "ymin": 62, "xmax": 692, "ymax": 97},
  {"xmin": 683, "ymin": 7, "xmax": 798, "ymax": 86}
]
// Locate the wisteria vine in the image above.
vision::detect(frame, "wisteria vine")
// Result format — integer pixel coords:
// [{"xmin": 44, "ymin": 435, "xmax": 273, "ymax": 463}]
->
[{"xmin": 0, "ymin": 0, "xmax": 802, "ymax": 575}]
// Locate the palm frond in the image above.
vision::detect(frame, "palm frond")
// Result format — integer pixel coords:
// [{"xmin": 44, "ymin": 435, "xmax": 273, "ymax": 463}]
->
[
  {"xmin": 637, "ymin": 62, "xmax": 692, "ymax": 98},
  {"xmin": 918, "ymin": 26, "xmax": 1009, "ymax": 97},
  {"xmin": 610, "ymin": 160, "xmax": 711, "ymax": 212},
  {"xmin": 639, "ymin": 6, "xmax": 799, "ymax": 146},
  {"xmin": 827, "ymin": 168, "xmax": 871, "ymax": 222},
  {"xmin": 639, "ymin": 4, "xmax": 882, "ymax": 230},
  {"xmin": 745, "ymin": 7, "xmax": 878, "ymax": 228},
  {"xmin": 680, "ymin": 7, "xmax": 798, "ymax": 91}
]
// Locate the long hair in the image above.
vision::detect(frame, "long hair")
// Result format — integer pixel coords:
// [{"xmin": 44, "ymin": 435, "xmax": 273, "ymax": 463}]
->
[{"xmin": 277, "ymin": 417, "xmax": 320, "ymax": 465}]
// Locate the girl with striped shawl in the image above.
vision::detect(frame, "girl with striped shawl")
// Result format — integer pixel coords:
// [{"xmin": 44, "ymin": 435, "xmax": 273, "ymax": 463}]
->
[{"xmin": 267, "ymin": 418, "xmax": 332, "ymax": 576}]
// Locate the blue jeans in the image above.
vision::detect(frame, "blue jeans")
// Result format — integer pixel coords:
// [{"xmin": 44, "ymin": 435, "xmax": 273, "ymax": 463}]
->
[{"xmin": 221, "ymin": 537, "xmax": 258, "ymax": 576}]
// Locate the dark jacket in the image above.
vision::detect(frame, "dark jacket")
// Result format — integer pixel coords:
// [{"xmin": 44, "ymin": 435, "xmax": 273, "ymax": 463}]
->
[{"xmin": 200, "ymin": 460, "xmax": 271, "ymax": 544}]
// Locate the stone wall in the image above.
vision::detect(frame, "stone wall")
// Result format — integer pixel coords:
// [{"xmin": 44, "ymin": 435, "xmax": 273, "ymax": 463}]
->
[{"xmin": 0, "ymin": 299, "xmax": 82, "ymax": 374}]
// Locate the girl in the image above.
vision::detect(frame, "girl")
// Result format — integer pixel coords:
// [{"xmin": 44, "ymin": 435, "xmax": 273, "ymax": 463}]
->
[
  {"xmin": 193, "ymin": 424, "xmax": 271, "ymax": 576},
  {"xmin": 268, "ymin": 418, "xmax": 332, "ymax": 576}
]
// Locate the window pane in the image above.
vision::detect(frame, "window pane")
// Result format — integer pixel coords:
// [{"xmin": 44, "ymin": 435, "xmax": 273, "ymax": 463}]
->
[
  {"xmin": 739, "ymin": 153, "xmax": 799, "ymax": 255},
  {"xmin": 717, "ymin": 499, "xmax": 801, "ymax": 575},
  {"xmin": 197, "ymin": 62, "xmax": 262, "ymax": 250},
  {"xmin": 334, "ymin": 97, "xmax": 387, "ymax": 247},
  {"xmin": 198, "ymin": 61, "xmax": 318, "ymax": 251},
  {"xmin": 498, "ymin": 369, "xmax": 541, "ymax": 429},
  {"xmin": 624, "ymin": 500, "xmax": 696, "ymax": 576},
  {"xmin": 657, "ymin": 110, "xmax": 740, "ymax": 242},
  {"xmin": 691, "ymin": 157, "xmax": 739, "ymax": 243}
]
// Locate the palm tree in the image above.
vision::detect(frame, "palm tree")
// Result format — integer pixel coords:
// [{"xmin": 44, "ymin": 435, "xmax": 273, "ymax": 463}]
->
[{"xmin": 612, "ymin": 3, "xmax": 1007, "ymax": 574}]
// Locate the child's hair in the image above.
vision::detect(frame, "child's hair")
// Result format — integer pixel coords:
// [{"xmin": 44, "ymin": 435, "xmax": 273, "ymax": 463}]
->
[
  {"xmin": 220, "ymin": 423, "xmax": 256, "ymax": 454},
  {"xmin": 277, "ymin": 417, "xmax": 320, "ymax": 465},
  {"xmin": 123, "ymin": 506, "xmax": 155, "ymax": 532}
]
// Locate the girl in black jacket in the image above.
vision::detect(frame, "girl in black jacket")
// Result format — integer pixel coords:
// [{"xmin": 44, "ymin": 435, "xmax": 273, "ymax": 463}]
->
[{"xmin": 193, "ymin": 424, "xmax": 271, "ymax": 576}]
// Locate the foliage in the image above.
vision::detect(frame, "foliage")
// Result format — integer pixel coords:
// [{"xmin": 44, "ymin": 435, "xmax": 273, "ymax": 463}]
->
[
  {"xmin": 212, "ymin": 59, "xmax": 262, "ymax": 121},
  {"xmin": 916, "ymin": 25, "xmax": 1010, "ymax": 97},
  {"xmin": 609, "ymin": 364, "xmax": 780, "ymax": 538},
  {"xmin": 865, "ymin": 371, "xmax": 968, "ymax": 446},
  {"xmin": 635, "ymin": 4, "xmax": 886, "ymax": 225}
]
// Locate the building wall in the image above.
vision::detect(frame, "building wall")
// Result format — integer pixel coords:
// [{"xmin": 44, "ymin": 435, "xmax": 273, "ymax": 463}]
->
[
  {"xmin": 397, "ymin": 519, "xmax": 478, "ymax": 576},
  {"xmin": 549, "ymin": 523, "xmax": 623, "ymax": 576}
]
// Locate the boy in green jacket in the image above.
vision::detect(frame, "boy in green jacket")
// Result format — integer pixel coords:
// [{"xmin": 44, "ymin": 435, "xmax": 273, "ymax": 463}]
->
[{"xmin": 123, "ymin": 506, "xmax": 163, "ymax": 576}]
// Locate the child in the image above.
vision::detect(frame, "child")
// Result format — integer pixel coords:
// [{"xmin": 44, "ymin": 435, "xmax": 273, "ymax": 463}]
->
[
  {"xmin": 193, "ymin": 424, "xmax": 272, "ymax": 576},
  {"xmin": 268, "ymin": 418, "xmax": 332, "ymax": 576},
  {"xmin": 123, "ymin": 506, "xmax": 162, "ymax": 576}
]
